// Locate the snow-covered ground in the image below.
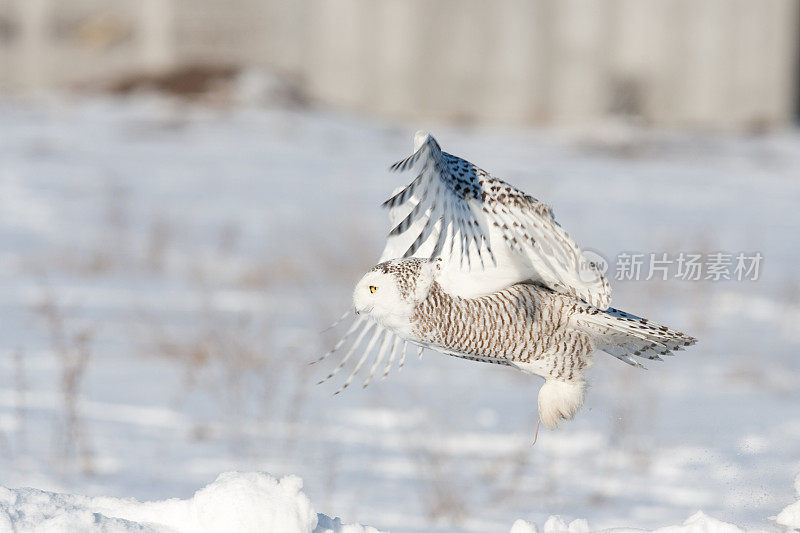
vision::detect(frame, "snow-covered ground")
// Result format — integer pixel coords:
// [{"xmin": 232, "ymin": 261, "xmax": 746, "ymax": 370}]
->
[
  {"xmin": 3, "ymin": 470, "xmax": 798, "ymax": 533},
  {"xmin": 0, "ymin": 91, "xmax": 799, "ymax": 533},
  {"xmin": 0, "ymin": 471, "xmax": 380, "ymax": 533}
]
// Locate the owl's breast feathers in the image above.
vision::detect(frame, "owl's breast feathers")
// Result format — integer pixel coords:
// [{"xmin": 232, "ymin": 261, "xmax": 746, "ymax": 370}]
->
[{"xmin": 410, "ymin": 282, "xmax": 594, "ymax": 380}]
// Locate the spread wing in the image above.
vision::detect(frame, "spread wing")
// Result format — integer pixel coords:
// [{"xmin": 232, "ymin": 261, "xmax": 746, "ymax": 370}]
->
[
  {"xmin": 313, "ymin": 315, "xmax": 421, "ymax": 395},
  {"xmin": 381, "ymin": 131, "xmax": 610, "ymax": 308}
]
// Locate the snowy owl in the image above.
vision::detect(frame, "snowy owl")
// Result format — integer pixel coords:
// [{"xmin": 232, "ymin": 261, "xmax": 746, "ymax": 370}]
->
[{"xmin": 316, "ymin": 132, "xmax": 696, "ymax": 429}]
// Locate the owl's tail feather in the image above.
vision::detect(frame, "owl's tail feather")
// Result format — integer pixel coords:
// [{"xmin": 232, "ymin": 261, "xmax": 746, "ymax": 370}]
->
[{"xmin": 578, "ymin": 307, "xmax": 697, "ymax": 368}]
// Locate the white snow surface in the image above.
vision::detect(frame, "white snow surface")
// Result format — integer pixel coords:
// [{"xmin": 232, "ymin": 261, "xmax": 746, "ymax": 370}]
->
[
  {"xmin": 1, "ymin": 91, "xmax": 799, "ymax": 532},
  {"xmin": 2, "ymin": 470, "xmax": 788, "ymax": 533},
  {"xmin": 0, "ymin": 471, "xmax": 380, "ymax": 533},
  {"xmin": 513, "ymin": 511, "xmax": 766, "ymax": 533},
  {"xmin": 775, "ymin": 472, "xmax": 800, "ymax": 529}
]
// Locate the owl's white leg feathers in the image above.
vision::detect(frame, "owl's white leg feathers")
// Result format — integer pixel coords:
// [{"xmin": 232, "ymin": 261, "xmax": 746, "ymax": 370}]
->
[{"xmin": 538, "ymin": 379, "xmax": 586, "ymax": 430}]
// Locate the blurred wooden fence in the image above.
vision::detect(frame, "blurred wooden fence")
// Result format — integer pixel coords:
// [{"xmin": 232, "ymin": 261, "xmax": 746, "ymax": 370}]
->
[{"xmin": 1, "ymin": 0, "xmax": 798, "ymax": 130}]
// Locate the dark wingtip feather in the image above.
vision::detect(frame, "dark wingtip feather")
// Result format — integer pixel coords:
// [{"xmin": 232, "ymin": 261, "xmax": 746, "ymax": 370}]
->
[{"xmin": 389, "ymin": 151, "xmax": 418, "ymax": 172}]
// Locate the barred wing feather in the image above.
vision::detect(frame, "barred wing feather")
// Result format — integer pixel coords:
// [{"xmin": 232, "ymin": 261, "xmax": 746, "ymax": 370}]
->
[{"xmin": 381, "ymin": 131, "xmax": 611, "ymax": 308}]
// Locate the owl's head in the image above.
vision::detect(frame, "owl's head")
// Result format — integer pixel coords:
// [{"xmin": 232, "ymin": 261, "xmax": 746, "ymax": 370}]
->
[{"xmin": 353, "ymin": 258, "xmax": 441, "ymax": 332}]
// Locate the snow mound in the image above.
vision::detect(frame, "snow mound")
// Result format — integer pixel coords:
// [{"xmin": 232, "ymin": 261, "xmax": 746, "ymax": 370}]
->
[
  {"xmin": 510, "ymin": 519, "xmax": 539, "ymax": 533},
  {"xmin": 0, "ymin": 472, "xmax": 383, "ymax": 533},
  {"xmin": 775, "ymin": 472, "xmax": 800, "ymax": 530},
  {"xmin": 511, "ymin": 511, "xmax": 753, "ymax": 533},
  {"xmin": 0, "ymin": 468, "xmax": 792, "ymax": 533}
]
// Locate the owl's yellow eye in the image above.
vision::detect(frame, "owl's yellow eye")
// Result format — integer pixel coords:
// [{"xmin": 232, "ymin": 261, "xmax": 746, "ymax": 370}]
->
[{"xmin": 369, "ymin": 285, "xmax": 378, "ymax": 294}]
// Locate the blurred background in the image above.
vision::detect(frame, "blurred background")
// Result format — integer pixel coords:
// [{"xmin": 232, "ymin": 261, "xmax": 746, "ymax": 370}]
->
[
  {"xmin": 2, "ymin": 0, "xmax": 799, "ymax": 128},
  {"xmin": 1, "ymin": 1, "xmax": 799, "ymax": 532}
]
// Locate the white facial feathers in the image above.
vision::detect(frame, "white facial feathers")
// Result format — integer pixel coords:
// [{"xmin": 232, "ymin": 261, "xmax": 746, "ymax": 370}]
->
[{"xmin": 352, "ymin": 258, "xmax": 440, "ymax": 333}]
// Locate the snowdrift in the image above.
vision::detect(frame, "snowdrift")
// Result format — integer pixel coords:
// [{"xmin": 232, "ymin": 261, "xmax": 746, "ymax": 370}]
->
[
  {"xmin": 2, "ymin": 470, "xmax": 798, "ymax": 533},
  {"xmin": 0, "ymin": 472, "xmax": 381, "ymax": 533},
  {"xmin": 775, "ymin": 472, "xmax": 800, "ymax": 530},
  {"xmin": 512, "ymin": 512, "xmax": 756, "ymax": 533}
]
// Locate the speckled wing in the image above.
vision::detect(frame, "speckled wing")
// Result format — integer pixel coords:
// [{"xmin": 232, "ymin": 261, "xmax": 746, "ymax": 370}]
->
[{"xmin": 380, "ymin": 132, "xmax": 611, "ymax": 309}]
